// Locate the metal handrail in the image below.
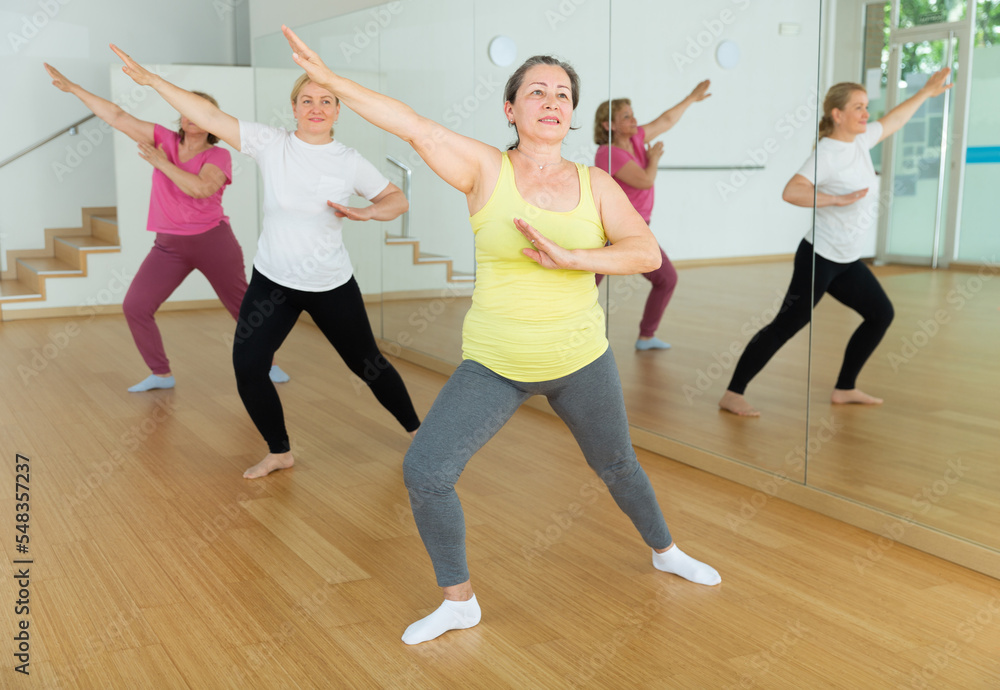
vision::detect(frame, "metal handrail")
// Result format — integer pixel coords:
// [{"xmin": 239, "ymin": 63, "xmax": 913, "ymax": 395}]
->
[
  {"xmin": 0, "ymin": 114, "xmax": 97, "ymax": 170},
  {"xmin": 386, "ymin": 155, "xmax": 412, "ymax": 238}
]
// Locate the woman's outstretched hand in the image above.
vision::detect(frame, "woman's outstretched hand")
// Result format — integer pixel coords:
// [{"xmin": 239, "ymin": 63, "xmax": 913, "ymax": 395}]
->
[
  {"xmin": 282, "ymin": 25, "xmax": 337, "ymax": 91},
  {"xmin": 109, "ymin": 44, "xmax": 158, "ymax": 86},
  {"xmin": 514, "ymin": 218, "xmax": 577, "ymax": 270},
  {"xmin": 327, "ymin": 200, "xmax": 373, "ymax": 221},
  {"xmin": 44, "ymin": 63, "xmax": 75, "ymax": 92},
  {"xmin": 688, "ymin": 79, "xmax": 712, "ymax": 102},
  {"xmin": 834, "ymin": 187, "xmax": 869, "ymax": 206},
  {"xmin": 921, "ymin": 67, "xmax": 953, "ymax": 98}
]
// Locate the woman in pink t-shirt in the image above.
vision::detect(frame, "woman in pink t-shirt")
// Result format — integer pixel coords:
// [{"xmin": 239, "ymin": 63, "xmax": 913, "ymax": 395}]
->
[
  {"xmin": 45, "ymin": 64, "xmax": 287, "ymax": 392},
  {"xmin": 593, "ymin": 81, "xmax": 711, "ymax": 350}
]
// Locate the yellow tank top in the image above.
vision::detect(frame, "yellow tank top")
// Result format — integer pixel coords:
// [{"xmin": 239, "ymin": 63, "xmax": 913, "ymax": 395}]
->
[{"xmin": 463, "ymin": 152, "xmax": 608, "ymax": 381}]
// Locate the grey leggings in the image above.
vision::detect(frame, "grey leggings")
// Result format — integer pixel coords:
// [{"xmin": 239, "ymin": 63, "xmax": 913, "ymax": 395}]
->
[{"xmin": 402, "ymin": 347, "xmax": 673, "ymax": 587}]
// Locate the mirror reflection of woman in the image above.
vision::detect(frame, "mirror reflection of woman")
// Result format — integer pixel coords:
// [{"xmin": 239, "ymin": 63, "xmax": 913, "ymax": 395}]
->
[
  {"xmin": 720, "ymin": 70, "xmax": 952, "ymax": 417},
  {"xmin": 44, "ymin": 63, "xmax": 289, "ymax": 393},
  {"xmin": 280, "ymin": 26, "xmax": 721, "ymax": 646},
  {"xmin": 593, "ymin": 80, "xmax": 711, "ymax": 350},
  {"xmin": 110, "ymin": 44, "xmax": 421, "ymax": 478}
]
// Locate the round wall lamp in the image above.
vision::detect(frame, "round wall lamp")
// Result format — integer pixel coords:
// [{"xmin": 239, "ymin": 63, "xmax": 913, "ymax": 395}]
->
[
  {"xmin": 488, "ymin": 36, "xmax": 517, "ymax": 67},
  {"xmin": 716, "ymin": 40, "xmax": 740, "ymax": 70}
]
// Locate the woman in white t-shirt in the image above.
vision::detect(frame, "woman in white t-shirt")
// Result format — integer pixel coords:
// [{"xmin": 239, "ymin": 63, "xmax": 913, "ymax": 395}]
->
[
  {"xmin": 112, "ymin": 45, "xmax": 420, "ymax": 475},
  {"xmin": 720, "ymin": 69, "xmax": 952, "ymax": 417}
]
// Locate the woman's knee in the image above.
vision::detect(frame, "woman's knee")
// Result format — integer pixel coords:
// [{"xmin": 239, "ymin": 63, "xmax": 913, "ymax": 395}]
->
[
  {"xmin": 592, "ymin": 446, "xmax": 640, "ymax": 486},
  {"xmin": 647, "ymin": 260, "xmax": 678, "ymax": 290},
  {"xmin": 232, "ymin": 342, "xmax": 271, "ymax": 381},
  {"xmin": 881, "ymin": 301, "xmax": 896, "ymax": 327},
  {"xmin": 122, "ymin": 288, "xmax": 153, "ymax": 321},
  {"xmin": 403, "ymin": 448, "xmax": 457, "ymax": 495}
]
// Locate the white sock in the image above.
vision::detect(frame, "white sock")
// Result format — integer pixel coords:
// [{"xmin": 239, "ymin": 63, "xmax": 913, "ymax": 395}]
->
[
  {"xmin": 269, "ymin": 365, "xmax": 290, "ymax": 383},
  {"xmin": 652, "ymin": 546, "xmax": 721, "ymax": 586},
  {"xmin": 128, "ymin": 374, "xmax": 175, "ymax": 393},
  {"xmin": 636, "ymin": 337, "xmax": 671, "ymax": 350},
  {"xmin": 401, "ymin": 595, "xmax": 481, "ymax": 645}
]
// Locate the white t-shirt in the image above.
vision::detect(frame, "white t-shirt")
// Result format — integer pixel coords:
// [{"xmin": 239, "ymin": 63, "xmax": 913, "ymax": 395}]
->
[
  {"xmin": 796, "ymin": 121, "xmax": 883, "ymax": 264},
  {"xmin": 239, "ymin": 121, "xmax": 390, "ymax": 291}
]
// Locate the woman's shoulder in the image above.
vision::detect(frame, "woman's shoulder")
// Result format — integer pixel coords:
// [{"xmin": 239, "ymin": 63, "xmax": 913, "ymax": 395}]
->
[
  {"xmin": 153, "ymin": 123, "xmax": 178, "ymax": 144},
  {"xmin": 586, "ymin": 164, "xmax": 617, "ymax": 193},
  {"xmin": 206, "ymin": 143, "xmax": 232, "ymax": 161}
]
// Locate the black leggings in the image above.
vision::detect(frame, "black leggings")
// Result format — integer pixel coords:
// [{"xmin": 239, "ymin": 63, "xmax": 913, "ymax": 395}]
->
[
  {"xmin": 233, "ymin": 269, "xmax": 420, "ymax": 453},
  {"xmin": 727, "ymin": 240, "xmax": 894, "ymax": 395}
]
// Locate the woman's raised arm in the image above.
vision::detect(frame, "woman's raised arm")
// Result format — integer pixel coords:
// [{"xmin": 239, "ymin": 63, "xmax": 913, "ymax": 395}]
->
[
  {"xmin": 45, "ymin": 63, "xmax": 154, "ymax": 145},
  {"xmin": 283, "ymin": 25, "xmax": 497, "ymax": 196},
  {"xmin": 109, "ymin": 44, "xmax": 242, "ymax": 151}
]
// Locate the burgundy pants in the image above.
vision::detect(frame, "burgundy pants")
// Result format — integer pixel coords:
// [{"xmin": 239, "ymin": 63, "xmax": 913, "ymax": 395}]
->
[
  {"xmin": 596, "ymin": 245, "xmax": 677, "ymax": 338},
  {"xmin": 122, "ymin": 221, "xmax": 247, "ymax": 375}
]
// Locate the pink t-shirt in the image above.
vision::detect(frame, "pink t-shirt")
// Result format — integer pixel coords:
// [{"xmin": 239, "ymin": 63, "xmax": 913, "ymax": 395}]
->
[
  {"xmin": 594, "ymin": 125, "xmax": 655, "ymax": 223},
  {"xmin": 146, "ymin": 124, "xmax": 232, "ymax": 235}
]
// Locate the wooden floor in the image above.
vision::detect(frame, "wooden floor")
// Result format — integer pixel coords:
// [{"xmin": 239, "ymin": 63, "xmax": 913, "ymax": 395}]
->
[
  {"xmin": 1, "ymin": 309, "xmax": 999, "ymax": 688},
  {"xmin": 381, "ymin": 262, "xmax": 1000, "ymax": 553}
]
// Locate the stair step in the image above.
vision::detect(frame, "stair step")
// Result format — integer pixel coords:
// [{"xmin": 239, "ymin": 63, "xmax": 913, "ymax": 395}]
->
[
  {"xmin": 55, "ymin": 235, "xmax": 120, "ymax": 251},
  {"xmin": 0, "ymin": 280, "xmax": 42, "ymax": 302},
  {"xmin": 448, "ymin": 271, "xmax": 475, "ymax": 282},
  {"xmin": 17, "ymin": 257, "xmax": 83, "ymax": 275},
  {"xmin": 90, "ymin": 216, "xmax": 119, "ymax": 244},
  {"xmin": 417, "ymin": 252, "xmax": 451, "ymax": 263},
  {"xmin": 385, "ymin": 234, "xmax": 417, "ymax": 245}
]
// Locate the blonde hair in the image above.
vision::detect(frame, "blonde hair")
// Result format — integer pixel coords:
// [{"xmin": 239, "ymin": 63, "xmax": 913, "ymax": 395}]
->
[
  {"xmin": 290, "ymin": 74, "xmax": 339, "ymax": 137},
  {"xmin": 593, "ymin": 98, "xmax": 632, "ymax": 146},
  {"xmin": 819, "ymin": 82, "xmax": 867, "ymax": 140},
  {"xmin": 177, "ymin": 91, "xmax": 220, "ymax": 145}
]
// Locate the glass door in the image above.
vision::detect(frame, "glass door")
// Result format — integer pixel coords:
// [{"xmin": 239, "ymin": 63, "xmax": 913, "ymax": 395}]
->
[{"xmin": 879, "ymin": 34, "xmax": 959, "ymax": 265}]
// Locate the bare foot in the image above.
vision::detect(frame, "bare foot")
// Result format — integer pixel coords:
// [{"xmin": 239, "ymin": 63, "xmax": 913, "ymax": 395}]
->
[
  {"xmin": 718, "ymin": 390, "xmax": 760, "ymax": 417},
  {"xmin": 831, "ymin": 388, "xmax": 883, "ymax": 405},
  {"xmin": 243, "ymin": 452, "xmax": 294, "ymax": 479}
]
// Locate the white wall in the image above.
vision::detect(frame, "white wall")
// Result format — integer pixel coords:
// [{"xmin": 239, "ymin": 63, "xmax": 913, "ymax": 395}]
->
[
  {"xmin": 0, "ymin": 0, "xmax": 241, "ymax": 270},
  {"xmin": 249, "ymin": 0, "xmax": 386, "ymax": 41},
  {"xmin": 611, "ymin": 0, "xmax": 824, "ymax": 260},
  {"xmin": 1, "ymin": 64, "xmax": 259, "ymax": 314}
]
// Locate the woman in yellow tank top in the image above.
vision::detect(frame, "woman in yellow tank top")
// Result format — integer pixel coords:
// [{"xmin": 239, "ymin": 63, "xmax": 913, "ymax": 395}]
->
[{"xmin": 283, "ymin": 26, "xmax": 721, "ymax": 646}]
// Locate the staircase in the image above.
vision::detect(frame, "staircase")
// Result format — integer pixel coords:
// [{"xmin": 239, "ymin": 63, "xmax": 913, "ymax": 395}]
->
[
  {"xmin": 385, "ymin": 234, "xmax": 475, "ymax": 285},
  {"xmin": 0, "ymin": 207, "xmax": 119, "ymax": 314}
]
